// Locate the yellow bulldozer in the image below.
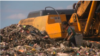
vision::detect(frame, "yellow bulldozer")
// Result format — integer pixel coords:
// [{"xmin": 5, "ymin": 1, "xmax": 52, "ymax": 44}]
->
[
  {"xmin": 19, "ymin": 8, "xmax": 74, "ymax": 39},
  {"xmin": 19, "ymin": 1, "xmax": 100, "ymax": 41},
  {"xmin": 69, "ymin": 1, "xmax": 100, "ymax": 40}
]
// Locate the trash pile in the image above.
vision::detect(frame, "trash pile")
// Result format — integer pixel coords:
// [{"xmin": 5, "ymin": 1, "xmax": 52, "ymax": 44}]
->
[{"xmin": 0, "ymin": 24, "xmax": 100, "ymax": 56}]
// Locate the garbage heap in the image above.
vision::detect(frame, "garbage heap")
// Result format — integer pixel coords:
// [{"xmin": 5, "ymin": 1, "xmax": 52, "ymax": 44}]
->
[{"xmin": 0, "ymin": 24, "xmax": 100, "ymax": 56}]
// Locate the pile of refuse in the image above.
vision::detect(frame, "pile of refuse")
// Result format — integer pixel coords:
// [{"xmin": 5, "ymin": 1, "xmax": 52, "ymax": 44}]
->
[{"xmin": 0, "ymin": 24, "xmax": 100, "ymax": 56}]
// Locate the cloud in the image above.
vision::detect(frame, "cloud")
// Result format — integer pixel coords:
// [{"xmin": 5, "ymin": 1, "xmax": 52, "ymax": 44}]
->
[
  {"xmin": 7, "ymin": 13, "xmax": 26, "ymax": 19},
  {"xmin": 67, "ymin": 5, "xmax": 73, "ymax": 9}
]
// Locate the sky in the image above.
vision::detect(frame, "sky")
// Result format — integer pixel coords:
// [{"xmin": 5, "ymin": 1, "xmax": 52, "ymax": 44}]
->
[{"xmin": 0, "ymin": 1, "xmax": 78, "ymax": 29}]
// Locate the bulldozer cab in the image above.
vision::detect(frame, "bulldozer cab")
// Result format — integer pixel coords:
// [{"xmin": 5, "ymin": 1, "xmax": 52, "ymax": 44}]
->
[{"xmin": 27, "ymin": 10, "xmax": 74, "ymax": 22}]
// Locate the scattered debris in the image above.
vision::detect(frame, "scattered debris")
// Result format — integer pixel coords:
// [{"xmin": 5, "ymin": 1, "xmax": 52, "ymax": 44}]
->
[{"xmin": 0, "ymin": 24, "xmax": 100, "ymax": 56}]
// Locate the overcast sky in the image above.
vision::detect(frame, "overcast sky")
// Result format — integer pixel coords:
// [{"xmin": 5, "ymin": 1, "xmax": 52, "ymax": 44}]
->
[{"xmin": 0, "ymin": 1, "xmax": 78, "ymax": 29}]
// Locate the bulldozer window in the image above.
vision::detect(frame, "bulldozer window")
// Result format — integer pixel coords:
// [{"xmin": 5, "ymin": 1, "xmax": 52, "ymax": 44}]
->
[{"xmin": 96, "ymin": 4, "xmax": 100, "ymax": 12}]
